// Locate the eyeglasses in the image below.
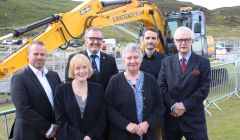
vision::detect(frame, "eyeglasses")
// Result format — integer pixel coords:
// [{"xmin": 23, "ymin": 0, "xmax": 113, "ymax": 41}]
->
[
  {"xmin": 175, "ymin": 38, "xmax": 192, "ymax": 43},
  {"xmin": 86, "ymin": 37, "xmax": 103, "ymax": 42}
]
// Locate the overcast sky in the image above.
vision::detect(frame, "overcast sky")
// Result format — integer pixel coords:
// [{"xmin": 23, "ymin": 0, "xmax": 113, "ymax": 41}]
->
[{"xmin": 177, "ymin": 0, "xmax": 240, "ymax": 10}]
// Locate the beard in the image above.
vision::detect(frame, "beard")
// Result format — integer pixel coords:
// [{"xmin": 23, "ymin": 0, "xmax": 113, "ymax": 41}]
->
[{"xmin": 146, "ymin": 43, "xmax": 156, "ymax": 50}]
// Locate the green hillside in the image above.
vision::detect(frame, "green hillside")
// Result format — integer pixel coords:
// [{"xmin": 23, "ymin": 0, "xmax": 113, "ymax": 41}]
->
[
  {"xmin": 0, "ymin": 0, "xmax": 77, "ymax": 35},
  {"xmin": 0, "ymin": 0, "xmax": 240, "ymax": 38}
]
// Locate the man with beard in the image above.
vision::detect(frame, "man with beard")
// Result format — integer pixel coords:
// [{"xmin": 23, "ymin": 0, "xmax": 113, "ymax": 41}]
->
[
  {"xmin": 140, "ymin": 27, "xmax": 165, "ymax": 140},
  {"xmin": 140, "ymin": 27, "xmax": 165, "ymax": 79}
]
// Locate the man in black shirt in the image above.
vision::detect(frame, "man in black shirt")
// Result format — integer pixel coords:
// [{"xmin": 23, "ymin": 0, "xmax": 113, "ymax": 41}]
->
[
  {"xmin": 140, "ymin": 27, "xmax": 166, "ymax": 140},
  {"xmin": 140, "ymin": 27, "xmax": 165, "ymax": 79}
]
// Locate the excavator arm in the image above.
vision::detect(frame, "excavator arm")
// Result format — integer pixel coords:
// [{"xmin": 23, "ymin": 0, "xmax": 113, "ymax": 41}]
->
[{"xmin": 0, "ymin": 0, "xmax": 165, "ymax": 80}]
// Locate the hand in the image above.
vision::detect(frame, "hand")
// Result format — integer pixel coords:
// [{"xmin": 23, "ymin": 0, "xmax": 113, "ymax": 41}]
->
[
  {"xmin": 136, "ymin": 121, "xmax": 149, "ymax": 136},
  {"xmin": 126, "ymin": 123, "xmax": 139, "ymax": 134},
  {"xmin": 171, "ymin": 103, "xmax": 185, "ymax": 117},
  {"xmin": 83, "ymin": 136, "xmax": 91, "ymax": 140},
  {"xmin": 45, "ymin": 124, "xmax": 58, "ymax": 139}
]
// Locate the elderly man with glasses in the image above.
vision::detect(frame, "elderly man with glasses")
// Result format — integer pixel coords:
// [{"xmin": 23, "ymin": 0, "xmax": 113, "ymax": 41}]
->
[{"xmin": 158, "ymin": 26, "xmax": 211, "ymax": 140}]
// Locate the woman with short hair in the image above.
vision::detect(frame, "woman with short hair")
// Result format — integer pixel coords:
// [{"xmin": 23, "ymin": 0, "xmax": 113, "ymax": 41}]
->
[
  {"xmin": 55, "ymin": 54, "xmax": 105, "ymax": 140},
  {"xmin": 105, "ymin": 45, "xmax": 164, "ymax": 140}
]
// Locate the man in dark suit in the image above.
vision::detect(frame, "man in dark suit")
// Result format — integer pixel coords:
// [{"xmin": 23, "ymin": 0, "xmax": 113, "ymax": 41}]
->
[
  {"xmin": 65, "ymin": 27, "xmax": 118, "ymax": 91},
  {"xmin": 158, "ymin": 26, "xmax": 211, "ymax": 140},
  {"xmin": 10, "ymin": 41, "xmax": 62, "ymax": 140}
]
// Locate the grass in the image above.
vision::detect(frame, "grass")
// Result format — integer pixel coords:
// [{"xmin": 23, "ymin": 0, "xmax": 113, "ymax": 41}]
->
[
  {"xmin": 0, "ymin": 103, "xmax": 14, "ymax": 140},
  {"xmin": 0, "ymin": 103, "xmax": 14, "ymax": 112},
  {"xmin": 206, "ymin": 97, "xmax": 240, "ymax": 140},
  {"xmin": 207, "ymin": 26, "xmax": 240, "ymax": 38}
]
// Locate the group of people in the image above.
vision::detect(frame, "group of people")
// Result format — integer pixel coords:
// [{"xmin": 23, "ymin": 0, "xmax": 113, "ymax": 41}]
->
[{"xmin": 10, "ymin": 26, "xmax": 211, "ymax": 140}]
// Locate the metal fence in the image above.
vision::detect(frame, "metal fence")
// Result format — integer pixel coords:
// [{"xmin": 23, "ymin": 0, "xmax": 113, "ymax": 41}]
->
[
  {"xmin": 204, "ymin": 61, "xmax": 239, "ymax": 115},
  {"xmin": 0, "ymin": 109, "xmax": 15, "ymax": 140}
]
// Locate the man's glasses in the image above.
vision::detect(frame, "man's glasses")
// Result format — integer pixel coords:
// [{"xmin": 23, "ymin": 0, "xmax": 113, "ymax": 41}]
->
[
  {"xmin": 175, "ymin": 38, "xmax": 192, "ymax": 43},
  {"xmin": 87, "ymin": 37, "xmax": 103, "ymax": 42}
]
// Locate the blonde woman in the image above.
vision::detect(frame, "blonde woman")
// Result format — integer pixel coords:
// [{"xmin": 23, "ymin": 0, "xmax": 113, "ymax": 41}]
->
[{"xmin": 55, "ymin": 54, "xmax": 105, "ymax": 140}]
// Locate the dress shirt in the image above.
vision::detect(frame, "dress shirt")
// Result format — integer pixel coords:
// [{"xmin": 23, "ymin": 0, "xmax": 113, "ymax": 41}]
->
[
  {"xmin": 29, "ymin": 64, "xmax": 53, "ymax": 107},
  {"xmin": 29, "ymin": 64, "xmax": 54, "ymax": 135}
]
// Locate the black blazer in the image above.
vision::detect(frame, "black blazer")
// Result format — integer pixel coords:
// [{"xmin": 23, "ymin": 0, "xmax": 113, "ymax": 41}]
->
[
  {"xmin": 158, "ymin": 53, "xmax": 211, "ymax": 133},
  {"xmin": 10, "ymin": 66, "xmax": 61, "ymax": 140},
  {"xmin": 105, "ymin": 72, "xmax": 164, "ymax": 140},
  {"xmin": 65, "ymin": 50, "xmax": 118, "ymax": 91},
  {"xmin": 54, "ymin": 82, "xmax": 105, "ymax": 140}
]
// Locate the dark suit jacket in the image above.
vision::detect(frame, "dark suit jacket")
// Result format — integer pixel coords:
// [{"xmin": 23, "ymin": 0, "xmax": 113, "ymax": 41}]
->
[
  {"xmin": 158, "ymin": 53, "xmax": 211, "ymax": 133},
  {"xmin": 54, "ymin": 82, "xmax": 105, "ymax": 140},
  {"xmin": 65, "ymin": 50, "xmax": 118, "ymax": 91},
  {"xmin": 10, "ymin": 66, "xmax": 61, "ymax": 140},
  {"xmin": 105, "ymin": 72, "xmax": 164, "ymax": 140}
]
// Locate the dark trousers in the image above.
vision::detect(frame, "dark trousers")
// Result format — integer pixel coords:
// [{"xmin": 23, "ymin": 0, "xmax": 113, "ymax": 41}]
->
[{"xmin": 165, "ymin": 127, "xmax": 208, "ymax": 140}]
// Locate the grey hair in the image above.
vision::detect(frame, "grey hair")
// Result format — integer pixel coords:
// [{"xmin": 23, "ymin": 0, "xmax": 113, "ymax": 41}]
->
[
  {"xmin": 83, "ymin": 27, "xmax": 103, "ymax": 39},
  {"xmin": 174, "ymin": 26, "xmax": 194, "ymax": 39},
  {"xmin": 122, "ymin": 45, "xmax": 143, "ymax": 60}
]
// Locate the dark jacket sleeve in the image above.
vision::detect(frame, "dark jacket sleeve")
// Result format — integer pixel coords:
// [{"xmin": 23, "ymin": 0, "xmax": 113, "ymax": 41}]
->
[
  {"xmin": 182, "ymin": 58, "xmax": 211, "ymax": 111},
  {"xmin": 111, "ymin": 57, "xmax": 119, "ymax": 75},
  {"xmin": 105, "ymin": 77, "xmax": 129, "ymax": 130},
  {"xmin": 87, "ymin": 85, "xmax": 106, "ymax": 139},
  {"xmin": 158, "ymin": 59, "xmax": 176, "ymax": 111},
  {"xmin": 10, "ymin": 74, "xmax": 51, "ymax": 135},
  {"xmin": 54, "ymin": 85, "xmax": 84, "ymax": 140},
  {"xmin": 65, "ymin": 53, "xmax": 75, "ymax": 82}
]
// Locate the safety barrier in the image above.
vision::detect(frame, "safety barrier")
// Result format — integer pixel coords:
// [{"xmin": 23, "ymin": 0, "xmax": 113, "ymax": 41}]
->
[
  {"xmin": 0, "ymin": 109, "xmax": 15, "ymax": 140},
  {"xmin": 204, "ymin": 61, "xmax": 240, "ymax": 115}
]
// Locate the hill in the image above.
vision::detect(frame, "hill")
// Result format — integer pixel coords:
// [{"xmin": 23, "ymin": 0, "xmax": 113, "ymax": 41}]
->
[
  {"xmin": 0, "ymin": 0, "xmax": 76, "ymax": 35},
  {"xmin": 0, "ymin": 0, "xmax": 240, "ymax": 38}
]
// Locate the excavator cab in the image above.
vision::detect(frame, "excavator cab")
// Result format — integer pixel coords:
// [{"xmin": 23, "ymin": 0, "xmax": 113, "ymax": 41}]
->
[{"xmin": 164, "ymin": 7, "xmax": 210, "ymax": 59}]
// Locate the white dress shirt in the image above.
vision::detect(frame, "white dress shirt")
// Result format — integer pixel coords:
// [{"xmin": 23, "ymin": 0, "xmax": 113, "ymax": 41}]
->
[
  {"xmin": 29, "ymin": 64, "xmax": 54, "ymax": 135},
  {"xmin": 29, "ymin": 64, "xmax": 54, "ymax": 107}
]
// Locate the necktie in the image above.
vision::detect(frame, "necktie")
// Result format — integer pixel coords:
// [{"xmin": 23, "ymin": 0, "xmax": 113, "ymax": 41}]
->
[
  {"xmin": 91, "ymin": 55, "xmax": 99, "ymax": 82},
  {"xmin": 181, "ymin": 57, "xmax": 186, "ymax": 74}
]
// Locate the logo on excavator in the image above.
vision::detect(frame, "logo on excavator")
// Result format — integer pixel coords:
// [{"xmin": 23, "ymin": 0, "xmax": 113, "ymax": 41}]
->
[
  {"xmin": 112, "ymin": 10, "xmax": 144, "ymax": 22},
  {"xmin": 80, "ymin": 5, "xmax": 91, "ymax": 15}
]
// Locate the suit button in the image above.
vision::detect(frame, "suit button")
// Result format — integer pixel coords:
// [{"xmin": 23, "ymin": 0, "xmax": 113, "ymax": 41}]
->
[
  {"xmin": 143, "ymin": 106, "xmax": 146, "ymax": 108},
  {"xmin": 143, "ymin": 97, "xmax": 146, "ymax": 100}
]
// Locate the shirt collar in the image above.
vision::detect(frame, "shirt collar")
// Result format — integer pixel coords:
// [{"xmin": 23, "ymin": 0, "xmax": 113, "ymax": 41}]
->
[
  {"xmin": 87, "ymin": 49, "xmax": 100, "ymax": 58},
  {"xmin": 178, "ymin": 51, "xmax": 191, "ymax": 62},
  {"xmin": 143, "ymin": 50, "xmax": 158, "ymax": 58},
  {"xmin": 29, "ymin": 64, "xmax": 48, "ymax": 76}
]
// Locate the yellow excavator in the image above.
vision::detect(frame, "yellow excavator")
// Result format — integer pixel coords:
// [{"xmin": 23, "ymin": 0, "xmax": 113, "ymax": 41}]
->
[{"xmin": 0, "ymin": 0, "xmax": 211, "ymax": 80}]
